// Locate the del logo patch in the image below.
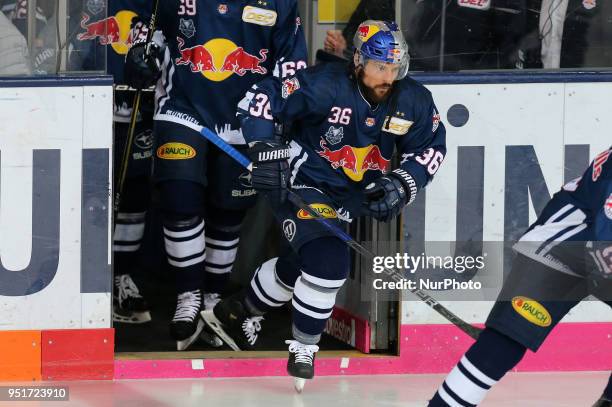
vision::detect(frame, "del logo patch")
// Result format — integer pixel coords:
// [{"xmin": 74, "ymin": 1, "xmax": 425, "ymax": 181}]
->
[
  {"xmin": 242, "ymin": 6, "xmax": 277, "ymax": 26},
  {"xmin": 383, "ymin": 116, "xmax": 413, "ymax": 135},
  {"xmin": 512, "ymin": 296, "xmax": 552, "ymax": 327}
]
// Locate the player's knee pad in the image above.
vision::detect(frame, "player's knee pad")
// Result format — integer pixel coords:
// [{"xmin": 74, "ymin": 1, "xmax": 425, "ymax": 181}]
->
[
  {"xmin": 120, "ymin": 175, "xmax": 151, "ymax": 212},
  {"xmin": 275, "ymin": 251, "xmax": 301, "ymax": 288},
  {"xmin": 113, "ymin": 211, "xmax": 146, "ymax": 253},
  {"xmin": 299, "ymin": 237, "xmax": 350, "ymax": 284},
  {"xmin": 158, "ymin": 180, "xmax": 205, "ymax": 217},
  {"xmin": 162, "ymin": 213, "xmax": 206, "ymax": 269},
  {"xmin": 249, "ymin": 258, "xmax": 294, "ymax": 308}
]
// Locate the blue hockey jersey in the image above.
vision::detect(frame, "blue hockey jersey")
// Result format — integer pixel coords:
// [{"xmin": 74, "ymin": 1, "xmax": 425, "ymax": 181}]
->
[
  {"xmin": 154, "ymin": 0, "xmax": 307, "ymax": 144},
  {"xmin": 74, "ymin": 0, "xmax": 153, "ymax": 119},
  {"xmin": 238, "ymin": 62, "xmax": 447, "ymax": 216},
  {"xmin": 515, "ymin": 147, "xmax": 612, "ymax": 278}
]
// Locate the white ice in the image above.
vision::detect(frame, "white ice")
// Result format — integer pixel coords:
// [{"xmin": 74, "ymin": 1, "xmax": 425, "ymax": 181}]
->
[{"xmin": 0, "ymin": 371, "xmax": 608, "ymax": 406}]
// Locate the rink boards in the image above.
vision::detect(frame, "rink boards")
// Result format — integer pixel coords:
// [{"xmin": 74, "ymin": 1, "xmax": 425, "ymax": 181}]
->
[{"xmin": 0, "ymin": 73, "xmax": 609, "ymax": 380}]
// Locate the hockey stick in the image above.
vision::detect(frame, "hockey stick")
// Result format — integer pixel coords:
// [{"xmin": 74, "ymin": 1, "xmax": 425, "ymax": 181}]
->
[
  {"xmin": 113, "ymin": 0, "xmax": 161, "ymax": 221},
  {"xmin": 190, "ymin": 124, "xmax": 482, "ymax": 340}
]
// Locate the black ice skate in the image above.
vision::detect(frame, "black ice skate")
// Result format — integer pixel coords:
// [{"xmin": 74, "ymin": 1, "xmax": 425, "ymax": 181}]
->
[
  {"xmin": 199, "ymin": 293, "xmax": 223, "ymax": 348},
  {"xmin": 285, "ymin": 339, "xmax": 319, "ymax": 393},
  {"xmin": 200, "ymin": 294, "xmax": 264, "ymax": 351},
  {"xmin": 113, "ymin": 274, "xmax": 151, "ymax": 323},
  {"xmin": 593, "ymin": 398, "xmax": 612, "ymax": 407},
  {"xmin": 170, "ymin": 289, "xmax": 205, "ymax": 351}
]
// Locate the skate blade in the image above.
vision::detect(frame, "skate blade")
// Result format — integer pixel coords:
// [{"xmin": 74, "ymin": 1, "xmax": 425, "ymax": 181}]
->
[
  {"xmin": 200, "ymin": 310, "xmax": 241, "ymax": 351},
  {"xmin": 113, "ymin": 310, "xmax": 151, "ymax": 324},
  {"xmin": 200, "ymin": 329, "xmax": 224, "ymax": 348},
  {"xmin": 294, "ymin": 378, "xmax": 306, "ymax": 393},
  {"xmin": 176, "ymin": 319, "xmax": 205, "ymax": 351}
]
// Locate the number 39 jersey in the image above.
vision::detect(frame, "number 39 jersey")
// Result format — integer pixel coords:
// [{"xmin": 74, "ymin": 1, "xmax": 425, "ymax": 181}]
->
[
  {"xmin": 154, "ymin": 0, "xmax": 307, "ymax": 144},
  {"xmin": 515, "ymin": 147, "xmax": 612, "ymax": 278},
  {"xmin": 238, "ymin": 62, "xmax": 447, "ymax": 215}
]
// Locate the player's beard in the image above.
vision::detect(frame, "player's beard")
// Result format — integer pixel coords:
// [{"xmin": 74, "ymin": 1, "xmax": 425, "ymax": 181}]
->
[{"xmin": 357, "ymin": 69, "xmax": 393, "ymax": 105}]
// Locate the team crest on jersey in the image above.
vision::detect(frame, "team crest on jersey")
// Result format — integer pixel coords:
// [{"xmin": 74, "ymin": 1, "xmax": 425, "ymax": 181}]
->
[
  {"xmin": 583, "ymin": 0, "xmax": 596, "ymax": 9},
  {"xmin": 179, "ymin": 18, "xmax": 196, "ymax": 38},
  {"xmin": 325, "ymin": 126, "xmax": 344, "ymax": 145},
  {"xmin": 457, "ymin": 0, "xmax": 491, "ymax": 10},
  {"xmin": 282, "ymin": 77, "xmax": 300, "ymax": 98},
  {"xmin": 242, "ymin": 5, "xmax": 277, "ymax": 27},
  {"xmin": 382, "ymin": 116, "xmax": 413, "ymax": 135},
  {"xmin": 87, "ymin": 0, "xmax": 105, "ymax": 15},
  {"xmin": 605, "ymin": 194, "xmax": 612, "ymax": 220},
  {"xmin": 592, "ymin": 149, "xmax": 610, "ymax": 181},
  {"xmin": 365, "ymin": 117, "xmax": 376, "ymax": 127},
  {"xmin": 218, "ymin": 4, "xmax": 228, "ymax": 14}
]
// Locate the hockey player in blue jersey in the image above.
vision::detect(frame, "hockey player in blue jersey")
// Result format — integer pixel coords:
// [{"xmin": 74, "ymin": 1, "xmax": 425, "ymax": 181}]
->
[
  {"xmin": 201, "ymin": 20, "xmax": 446, "ymax": 387},
  {"xmin": 428, "ymin": 147, "xmax": 612, "ymax": 407},
  {"xmin": 75, "ymin": 1, "xmax": 155, "ymax": 325},
  {"xmin": 124, "ymin": 0, "xmax": 307, "ymax": 350}
]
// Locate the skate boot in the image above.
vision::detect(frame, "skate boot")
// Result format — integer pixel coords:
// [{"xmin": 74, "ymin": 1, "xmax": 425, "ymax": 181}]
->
[
  {"xmin": 593, "ymin": 398, "xmax": 612, "ymax": 407},
  {"xmin": 201, "ymin": 293, "xmax": 264, "ymax": 351},
  {"xmin": 286, "ymin": 339, "xmax": 319, "ymax": 393},
  {"xmin": 199, "ymin": 293, "xmax": 223, "ymax": 348},
  {"xmin": 170, "ymin": 289, "xmax": 205, "ymax": 351},
  {"xmin": 113, "ymin": 274, "xmax": 151, "ymax": 323}
]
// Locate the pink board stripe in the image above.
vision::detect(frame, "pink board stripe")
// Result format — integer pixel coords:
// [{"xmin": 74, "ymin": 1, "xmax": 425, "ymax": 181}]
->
[{"xmin": 114, "ymin": 322, "xmax": 612, "ymax": 380}]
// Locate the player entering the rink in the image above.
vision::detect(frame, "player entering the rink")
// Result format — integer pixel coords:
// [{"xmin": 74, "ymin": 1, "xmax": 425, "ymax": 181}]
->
[{"xmin": 201, "ymin": 20, "xmax": 447, "ymax": 392}]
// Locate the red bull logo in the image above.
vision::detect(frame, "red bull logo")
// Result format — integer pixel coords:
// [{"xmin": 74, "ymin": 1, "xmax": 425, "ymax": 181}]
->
[
  {"xmin": 357, "ymin": 24, "xmax": 380, "ymax": 42},
  {"xmin": 175, "ymin": 37, "xmax": 268, "ymax": 82},
  {"xmin": 176, "ymin": 37, "xmax": 215, "ymax": 72},
  {"xmin": 77, "ymin": 11, "xmax": 138, "ymax": 55},
  {"xmin": 317, "ymin": 139, "xmax": 390, "ymax": 182}
]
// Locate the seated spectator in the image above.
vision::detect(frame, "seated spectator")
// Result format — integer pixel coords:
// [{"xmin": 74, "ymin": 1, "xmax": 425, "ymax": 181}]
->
[
  {"xmin": 323, "ymin": 0, "xmax": 395, "ymax": 59},
  {"xmin": 0, "ymin": 10, "xmax": 31, "ymax": 74}
]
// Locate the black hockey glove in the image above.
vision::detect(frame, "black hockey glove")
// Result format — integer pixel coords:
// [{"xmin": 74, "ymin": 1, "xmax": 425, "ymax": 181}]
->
[
  {"xmin": 124, "ymin": 42, "xmax": 162, "ymax": 90},
  {"xmin": 247, "ymin": 141, "xmax": 290, "ymax": 204},
  {"xmin": 363, "ymin": 169, "xmax": 417, "ymax": 222}
]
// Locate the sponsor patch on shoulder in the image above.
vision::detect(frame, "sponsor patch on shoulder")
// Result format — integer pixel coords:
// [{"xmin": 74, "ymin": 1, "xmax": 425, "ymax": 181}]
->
[
  {"xmin": 282, "ymin": 77, "xmax": 300, "ymax": 98},
  {"xmin": 382, "ymin": 116, "xmax": 413, "ymax": 135},
  {"xmin": 605, "ymin": 193, "xmax": 612, "ymax": 220},
  {"xmin": 242, "ymin": 5, "xmax": 277, "ymax": 26}
]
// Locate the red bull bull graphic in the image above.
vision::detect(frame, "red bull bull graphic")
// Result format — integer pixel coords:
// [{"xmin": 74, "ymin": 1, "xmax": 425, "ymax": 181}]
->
[
  {"xmin": 317, "ymin": 139, "xmax": 390, "ymax": 182},
  {"xmin": 176, "ymin": 37, "xmax": 216, "ymax": 72},
  {"xmin": 77, "ymin": 15, "xmax": 120, "ymax": 45},
  {"xmin": 221, "ymin": 47, "xmax": 268, "ymax": 76},
  {"xmin": 77, "ymin": 11, "xmax": 138, "ymax": 55},
  {"xmin": 175, "ymin": 37, "xmax": 268, "ymax": 82},
  {"xmin": 357, "ymin": 24, "xmax": 380, "ymax": 42}
]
